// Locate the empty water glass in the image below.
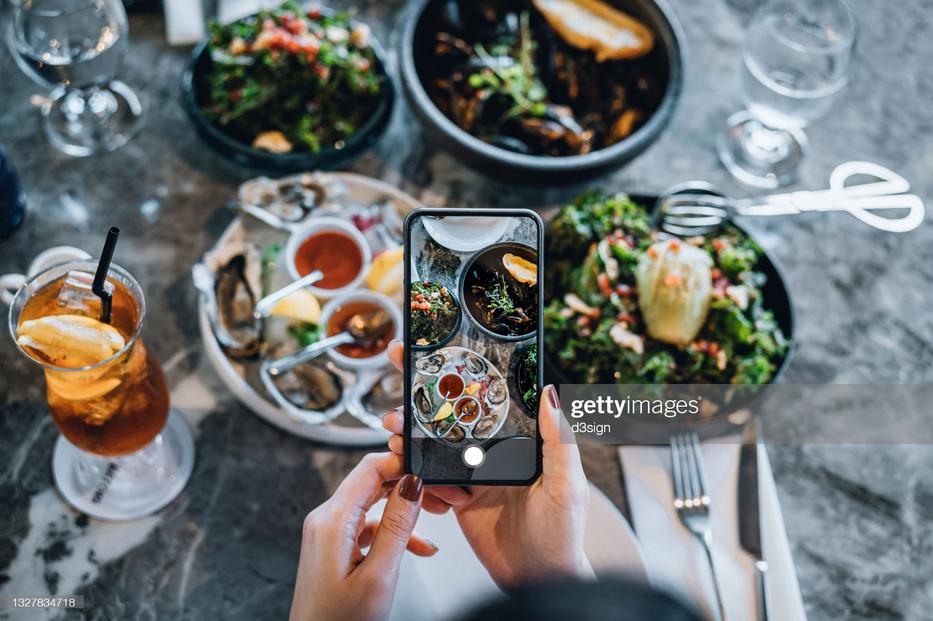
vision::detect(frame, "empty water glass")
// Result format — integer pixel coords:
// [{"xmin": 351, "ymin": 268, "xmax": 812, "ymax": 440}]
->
[
  {"xmin": 717, "ymin": 0, "xmax": 856, "ymax": 188},
  {"xmin": 5, "ymin": 0, "xmax": 143, "ymax": 156}
]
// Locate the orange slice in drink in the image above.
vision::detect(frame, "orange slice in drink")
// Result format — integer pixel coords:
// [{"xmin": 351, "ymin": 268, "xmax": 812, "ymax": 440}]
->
[{"xmin": 16, "ymin": 314, "xmax": 126, "ymax": 368}]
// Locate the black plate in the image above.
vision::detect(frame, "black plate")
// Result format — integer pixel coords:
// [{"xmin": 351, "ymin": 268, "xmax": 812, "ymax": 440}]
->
[
  {"xmin": 542, "ymin": 194, "xmax": 795, "ymax": 436},
  {"xmin": 180, "ymin": 11, "xmax": 395, "ymax": 173},
  {"xmin": 400, "ymin": 0, "xmax": 685, "ymax": 182}
]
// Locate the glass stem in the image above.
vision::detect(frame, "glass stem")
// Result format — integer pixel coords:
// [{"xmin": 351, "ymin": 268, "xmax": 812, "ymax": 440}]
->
[{"xmin": 741, "ymin": 118, "xmax": 792, "ymax": 162}]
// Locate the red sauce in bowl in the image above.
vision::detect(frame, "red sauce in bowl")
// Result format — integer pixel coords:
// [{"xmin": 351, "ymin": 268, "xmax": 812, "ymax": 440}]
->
[
  {"xmin": 437, "ymin": 373, "xmax": 464, "ymax": 400},
  {"xmin": 294, "ymin": 230, "xmax": 363, "ymax": 289},
  {"xmin": 325, "ymin": 300, "xmax": 394, "ymax": 359}
]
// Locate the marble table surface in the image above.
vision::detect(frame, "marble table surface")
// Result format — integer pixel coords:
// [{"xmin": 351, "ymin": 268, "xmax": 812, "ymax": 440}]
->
[{"xmin": 2, "ymin": 1, "xmax": 932, "ymax": 619}]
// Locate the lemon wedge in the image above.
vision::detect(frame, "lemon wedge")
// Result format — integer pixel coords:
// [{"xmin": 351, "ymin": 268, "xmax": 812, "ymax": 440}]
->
[
  {"xmin": 433, "ymin": 400, "xmax": 454, "ymax": 422},
  {"xmin": 367, "ymin": 246, "xmax": 404, "ymax": 295},
  {"xmin": 464, "ymin": 382, "xmax": 481, "ymax": 396},
  {"xmin": 269, "ymin": 289, "xmax": 321, "ymax": 324},
  {"xmin": 502, "ymin": 253, "xmax": 538, "ymax": 286},
  {"xmin": 16, "ymin": 314, "xmax": 125, "ymax": 368}
]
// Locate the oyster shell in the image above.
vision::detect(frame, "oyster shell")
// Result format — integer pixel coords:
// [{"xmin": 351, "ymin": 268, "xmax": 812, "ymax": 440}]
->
[
  {"xmin": 272, "ymin": 360, "xmax": 343, "ymax": 411},
  {"xmin": 214, "ymin": 247, "xmax": 264, "ymax": 358},
  {"xmin": 472, "ymin": 415, "xmax": 498, "ymax": 439},
  {"xmin": 435, "ymin": 420, "xmax": 466, "ymax": 443},
  {"xmin": 362, "ymin": 370, "xmax": 404, "ymax": 413},
  {"xmin": 412, "ymin": 383, "xmax": 434, "ymax": 422},
  {"xmin": 416, "ymin": 353, "xmax": 446, "ymax": 375},
  {"xmin": 462, "ymin": 351, "xmax": 486, "ymax": 377},
  {"xmin": 485, "ymin": 377, "xmax": 507, "ymax": 406},
  {"xmin": 237, "ymin": 173, "xmax": 348, "ymax": 227}
]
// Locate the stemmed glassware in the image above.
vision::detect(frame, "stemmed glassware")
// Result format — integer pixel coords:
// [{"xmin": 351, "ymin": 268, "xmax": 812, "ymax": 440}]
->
[
  {"xmin": 717, "ymin": 0, "xmax": 857, "ymax": 188},
  {"xmin": 8, "ymin": 260, "xmax": 194, "ymax": 520},
  {"xmin": 5, "ymin": 0, "xmax": 143, "ymax": 156}
]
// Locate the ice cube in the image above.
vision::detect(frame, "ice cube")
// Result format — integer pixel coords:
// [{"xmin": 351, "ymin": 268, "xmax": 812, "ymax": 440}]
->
[{"xmin": 56, "ymin": 270, "xmax": 114, "ymax": 315}]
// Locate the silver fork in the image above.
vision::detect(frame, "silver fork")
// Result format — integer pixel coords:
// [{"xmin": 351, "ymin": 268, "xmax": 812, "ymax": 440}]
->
[{"xmin": 671, "ymin": 433, "xmax": 727, "ymax": 621}]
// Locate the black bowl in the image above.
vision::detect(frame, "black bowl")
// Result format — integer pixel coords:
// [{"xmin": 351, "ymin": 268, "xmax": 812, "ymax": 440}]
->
[
  {"xmin": 181, "ymin": 12, "xmax": 395, "ymax": 173},
  {"xmin": 400, "ymin": 0, "xmax": 685, "ymax": 183},
  {"xmin": 542, "ymin": 193, "xmax": 796, "ymax": 437},
  {"xmin": 460, "ymin": 241, "xmax": 539, "ymax": 341},
  {"xmin": 509, "ymin": 342, "xmax": 539, "ymax": 418},
  {"xmin": 410, "ymin": 281, "xmax": 463, "ymax": 352}
]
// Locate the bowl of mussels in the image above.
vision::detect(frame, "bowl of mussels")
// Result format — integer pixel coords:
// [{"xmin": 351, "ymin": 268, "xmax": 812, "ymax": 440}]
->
[
  {"xmin": 400, "ymin": 0, "xmax": 684, "ymax": 181},
  {"xmin": 460, "ymin": 241, "xmax": 539, "ymax": 341}
]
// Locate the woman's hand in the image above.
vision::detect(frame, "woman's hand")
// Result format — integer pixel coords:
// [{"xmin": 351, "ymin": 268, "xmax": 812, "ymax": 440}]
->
[
  {"xmin": 289, "ymin": 452, "xmax": 431, "ymax": 621},
  {"xmin": 383, "ymin": 340, "xmax": 592, "ymax": 588}
]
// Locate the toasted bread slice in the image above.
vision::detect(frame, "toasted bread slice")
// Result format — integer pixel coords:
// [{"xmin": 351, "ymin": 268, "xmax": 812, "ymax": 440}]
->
[{"xmin": 533, "ymin": 0, "xmax": 655, "ymax": 61}]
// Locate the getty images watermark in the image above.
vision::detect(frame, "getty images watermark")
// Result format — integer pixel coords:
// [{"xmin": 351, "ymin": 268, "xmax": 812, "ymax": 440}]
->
[{"xmin": 557, "ymin": 384, "xmax": 933, "ymax": 445}]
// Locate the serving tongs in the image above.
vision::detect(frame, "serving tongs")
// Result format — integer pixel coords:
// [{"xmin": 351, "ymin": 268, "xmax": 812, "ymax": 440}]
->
[{"xmin": 657, "ymin": 161, "xmax": 925, "ymax": 236}]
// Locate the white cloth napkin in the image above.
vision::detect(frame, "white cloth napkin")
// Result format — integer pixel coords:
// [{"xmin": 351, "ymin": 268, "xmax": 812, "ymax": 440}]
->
[
  {"xmin": 619, "ymin": 442, "xmax": 807, "ymax": 621},
  {"xmin": 163, "ymin": 0, "xmax": 205, "ymax": 45}
]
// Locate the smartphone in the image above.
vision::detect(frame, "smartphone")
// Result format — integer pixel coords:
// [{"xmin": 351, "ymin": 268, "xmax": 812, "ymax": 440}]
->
[{"xmin": 404, "ymin": 208, "xmax": 543, "ymax": 485}]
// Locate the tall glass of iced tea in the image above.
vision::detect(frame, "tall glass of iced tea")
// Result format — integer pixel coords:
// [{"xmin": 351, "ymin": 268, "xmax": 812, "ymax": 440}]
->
[{"xmin": 8, "ymin": 260, "xmax": 194, "ymax": 520}]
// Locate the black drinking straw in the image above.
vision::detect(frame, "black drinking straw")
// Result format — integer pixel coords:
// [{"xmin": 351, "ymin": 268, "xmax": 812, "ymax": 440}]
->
[{"xmin": 92, "ymin": 227, "xmax": 120, "ymax": 324}]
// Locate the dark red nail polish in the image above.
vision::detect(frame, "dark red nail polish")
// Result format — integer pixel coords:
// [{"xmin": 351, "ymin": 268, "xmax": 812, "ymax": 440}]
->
[
  {"xmin": 399, "ymin": 474, "xmax": 423, "ymax": 502},
  {"xmin": 545, "ymin": 384, "xmax": 561, "ymax": 411}
]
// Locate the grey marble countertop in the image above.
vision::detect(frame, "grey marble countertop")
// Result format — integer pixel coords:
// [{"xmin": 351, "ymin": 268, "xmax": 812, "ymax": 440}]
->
[{"xmin": 2, "ymin": 1, "xmax": 933, "ymax": 619}]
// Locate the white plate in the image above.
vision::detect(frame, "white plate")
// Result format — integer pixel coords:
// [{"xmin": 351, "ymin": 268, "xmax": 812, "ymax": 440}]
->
[
  {"xmin": 422, "ymin": 215, "xmax": 512, "ymax": 252},
  {"xmin": 383, "ymin": 482, "xmax": 648, "ymax": 621},
  {"xmin": 198, "ymin": 173, "xmax": 422, "ymax": 446}
]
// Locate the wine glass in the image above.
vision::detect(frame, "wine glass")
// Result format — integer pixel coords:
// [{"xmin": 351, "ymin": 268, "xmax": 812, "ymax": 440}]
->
[
  {"xmin": 717, "ymin": 0, "xmax": 857, "ymax": 188},
  {"xmin": 5, "ymin": 0, "xmax": 143, "ymax": 157}
]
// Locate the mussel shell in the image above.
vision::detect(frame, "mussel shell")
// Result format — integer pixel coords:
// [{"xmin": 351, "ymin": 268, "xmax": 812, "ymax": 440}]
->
[
  {"xmin": 416, "ymin": 353, "xmax": 446, "ymax": 375},
  {"xmin": 485, "ymin": 377, "xmax": 507, "ymax": 406},
  {"xmin": 273, "ymin": 361, "xmax": 343, "ymax": 411},
  {"xmin": 214, "ymin": 251, "xmax": 263, "ymax": 358}
]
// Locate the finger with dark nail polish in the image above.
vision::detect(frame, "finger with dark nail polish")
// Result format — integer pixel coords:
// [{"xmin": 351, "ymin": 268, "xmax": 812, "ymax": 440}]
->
[{"xmin": 398, "ymin": 474, "xmax": 423, "ymax": 502}]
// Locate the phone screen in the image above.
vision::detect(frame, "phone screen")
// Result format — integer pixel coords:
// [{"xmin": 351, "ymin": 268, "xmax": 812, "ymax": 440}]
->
[{"xmin": 404, "ymin": 209, "xmax": 543, "ymax": 484}]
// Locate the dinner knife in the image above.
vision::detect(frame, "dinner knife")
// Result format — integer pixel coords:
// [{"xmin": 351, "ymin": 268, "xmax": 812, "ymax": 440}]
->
[{"xmin": 738, "ymin": 419, "xmax": 768, "ymax": 621}]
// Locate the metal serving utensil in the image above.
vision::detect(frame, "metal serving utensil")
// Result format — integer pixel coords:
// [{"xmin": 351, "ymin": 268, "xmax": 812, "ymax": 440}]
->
[
  {"xmin": 265, "ymin": 308, "xmax": 393, "ymax": 377},
  {"xmin": 657, "ymin": 161, "xmax": 925, "ymax": 236}
]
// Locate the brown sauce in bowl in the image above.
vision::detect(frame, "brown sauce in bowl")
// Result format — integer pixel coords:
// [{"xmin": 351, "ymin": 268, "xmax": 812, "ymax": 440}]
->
[
  {"xmin": 294, "ymin": 231, "xmax": 363, "ymax": 289},
  {"xmin": 325, "ymin": 300, "xmax": 393, "ymax": 358}
]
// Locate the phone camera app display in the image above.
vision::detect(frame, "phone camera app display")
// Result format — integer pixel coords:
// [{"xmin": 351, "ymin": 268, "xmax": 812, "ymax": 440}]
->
[{"xmin": 407, "ymin": 212, "xmax": 542, "ymax": 483}]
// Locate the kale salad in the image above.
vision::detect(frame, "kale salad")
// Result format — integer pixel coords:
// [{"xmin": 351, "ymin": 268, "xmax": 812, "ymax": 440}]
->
[
  {"xmin": 544, "ymin": 193, "xmax": 789, "ymax": 385},
  {"xmin": 203, "ymin": 2, "xmax": 384, "ymax": 154}
]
